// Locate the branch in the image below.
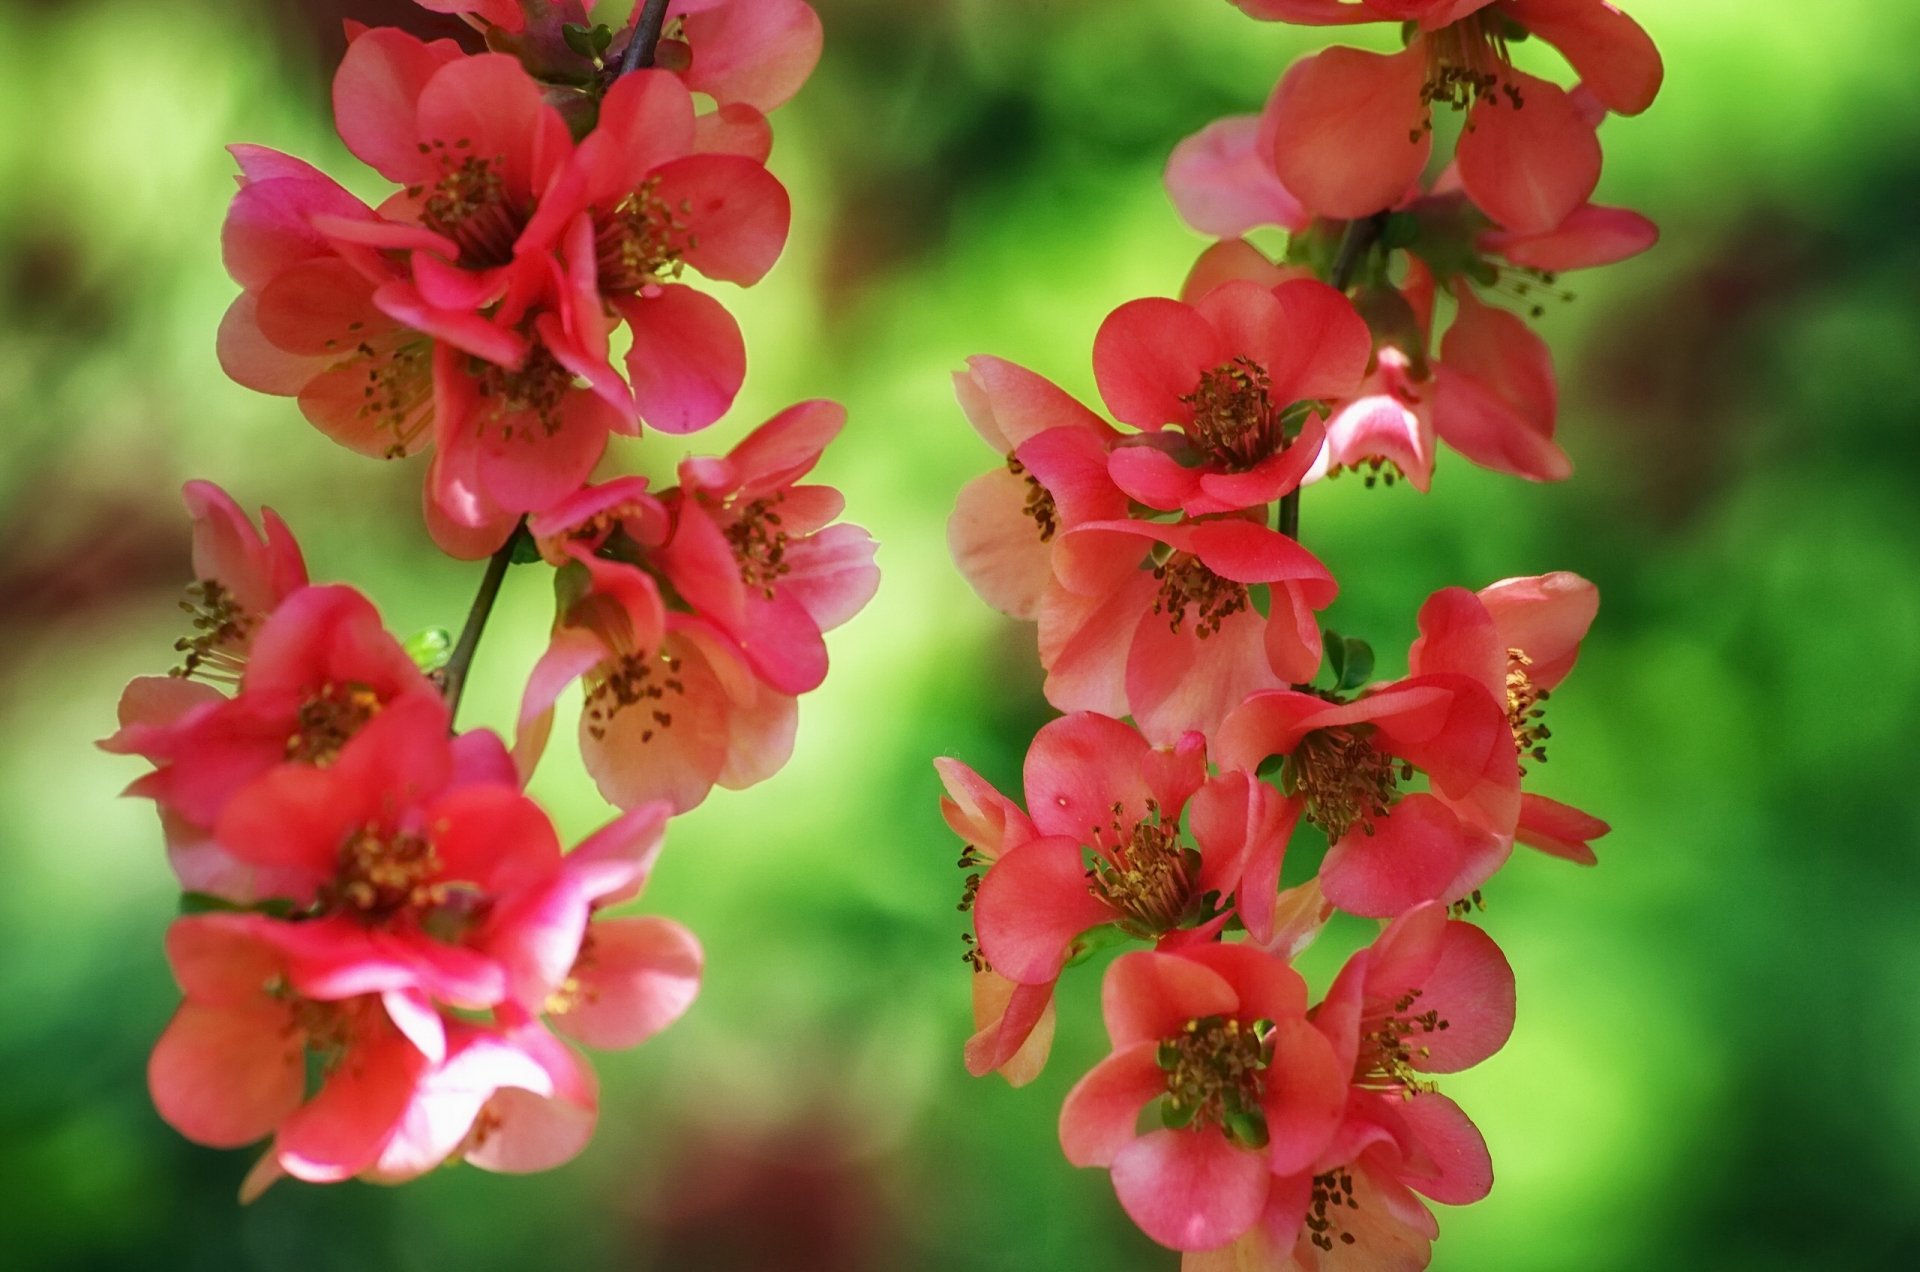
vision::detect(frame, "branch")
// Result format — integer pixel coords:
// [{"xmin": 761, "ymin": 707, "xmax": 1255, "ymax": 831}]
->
[
  {"xmin": 618, "ymin": 0, "xmax": 672, "ymax": 77},
  {"xmin": 440, "ymin": 519, "xmax": 529, "ymax": 723},
  {"xmin": 1277, "ymin": 211, "xmax": 1391, "ymax": 543}
]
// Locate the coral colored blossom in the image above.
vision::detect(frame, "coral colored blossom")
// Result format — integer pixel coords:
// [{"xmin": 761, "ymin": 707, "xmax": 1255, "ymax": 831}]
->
[
  {"xmin": 1214, "ymin": 673, "xmax": 1519, "ymax": 917},
  {"xmin": 103, "ymin": 584, "xmax": 444, "ymax": 900},
  {"xmin": 1255, "ymin": 1, "xmax": 1662, "ymax": 231},
  {"xmin": 1092, "ymin": 280, "xmax": 1369, "ymax": 515},
  {"xmin": 1407, "ymin": 571, "xmax": 1609, "ymax": 863},
  {"xmin": 1042, "ymin": 516, "xmax": 1338, "ymax": 743},
  {"xmin": 1060, "ymin": 945, "xmax": 1347, "ymax": 1251},
  {"xmin": 1182, "ymin": 902, "xmax": 1513, "ymax": 1270},
  {"xmin": 954, "ymin": 714, "xmax": 1306, "ymax": 996}
]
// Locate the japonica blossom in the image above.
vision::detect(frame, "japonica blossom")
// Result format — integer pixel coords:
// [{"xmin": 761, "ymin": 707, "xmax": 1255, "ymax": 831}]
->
[
  {"xmin": 1215, "ymin": 671, "xmax": 1519, "ymax": 918},
  {"xmin": 516, "ymin": 401, "xmax": 876, "ymax": 812},
  {"xmin": 220, "ymin": 28, "xmax": 791, "ymax": 556},
  {"xmin": 1059, "ymin": 944, "xmax": 1347, "ymax": 1251},
  {"xmin": 1407, "ymin": 571, "xmax": 1609, "ymax": 864},
  {"xmin": 1245, "ymin": 0, "xmax": 1663, "ymax": 232},
  {"xmin": 1168, "ymin": 109, "xmax": 1657, "ymax": 488},
  {"xmin": 1185, "ymin": 901, "xmax": 1514, "ymax": 1269}
]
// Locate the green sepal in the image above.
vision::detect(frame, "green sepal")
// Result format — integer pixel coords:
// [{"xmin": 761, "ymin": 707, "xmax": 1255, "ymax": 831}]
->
[
  {"xmin": 509, "ymin": 529, "xmax": 545, "ymax": 565},
  {"xmin": 1160, "ymin": 1100, "xmax": 1199, "ymax": 1131},
  {"xmin": 1224, "ymin": 1106, "xmax": 1270, "ymax": 1150},
  {"xmin": 179, "ymin": 892, "xmax": 297, "ymax": 918},
  {"xmin": 1063, "ymin": 923, "xmax": 1132, "ymax": 969}
]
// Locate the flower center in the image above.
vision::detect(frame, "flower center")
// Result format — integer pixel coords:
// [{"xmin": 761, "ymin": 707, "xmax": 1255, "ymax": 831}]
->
[
  {"xmin": 326, "ymin": 826, "xmax": 446, "ymax": 920},
  {"xmin": 583, "ymin": 649, "xmax": 686, "ymax": 743},
  {"xmin": 1283, "ymin": 725, "xmax": 1404, "ymax": 842},
  {"xmin": 1086, "ymin": 801, "xmax": 1197, "ymax": 934},
  {"xmin": 1505, "ymin": 647, "xmax": 1550, "ymax": 772},
  {"xmin": 283, "ymin": 994, "xmax": 365, "ymax": 1073},
  {"xmin": 1006, "ymin": 454, "xmax": 1058, "ymax": 542},
  {"xmin": 724, "ymin": 494, "xmax": 792, "ymax": 597},
  {"xmin": 1358, "ymin": 987, "xmax": 1448, "ymax": 1094},
  {"xmin": 1306, "ymin": 1168, "xmax": 1361, "ymax": 1251},
  {"xmin": 347, "ymin": 337, "xmax": 435, "ymax": 458},
  {"xmin": 1418, "ymin": 13, "xmax": 1522, "ymax": 124},
  {"xmin": 419, "ymin": 146, "xmax": 525, "ymax": 269},
  {"xmin": 172, "ymin": 579, "xmax": 255, "ymax": 682},
  {"xmin": 1152, "ymin": 554, "xmax": 1250, "ymax": 638},
  {"xmin": 1182, "ymin": 357, "xmax": 1292, "ymax": 471},
  {"xmin": 1158, "ymin": 1015, "xmax": 1270, "ymax": 1148},
  {"xmin": 285, "ymin": 682, "xmax": 383, "ymax": 766},
  {"xmin": 594, "ymin": 178, "xmax": 692, "ymax": 295},
  {"xmin": 470, "ymin": 344, "xmax": 575, "ymax": 439}
]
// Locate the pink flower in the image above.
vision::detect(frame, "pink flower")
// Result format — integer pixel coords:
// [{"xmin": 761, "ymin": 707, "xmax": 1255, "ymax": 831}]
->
[
  {"xmin": 102, "ymin": 585, "xmax": 444, "ymax": 899},
  {"xmin": 524, "ymin": 68, "xmax": 790, "ymax": 436},
  {"xmin": 1168, "ymin": 113, "xmax": 1656, "ymax": 487},
  {"xmin": 221, "ymin": 31, "xmax": 793, "ymax": 556},
  {"xmin": 148, "ymin": 912, "xmax": 444, "ymax": 1189},
  {"xmin": 1093, "ymin": 280, "xmax": 1370, "ymax": 515},
  {"xmin": 1215, "ymin": 674, "xmax": 1520, "ymax": 918},
  {"xmin": 948, "ymin": 356, "xmax": 1131, "ymax": 621},
  {"xmin": 1042, "ymin": 516, "xmax": 1338, "ymax": 743},
  {"xmin": 654, "ymin": 400, "xmax": 879, "ymax": 696},
  {"xmin": 1059, "ymin": 944, "xmax": 1346, "ymax": 1251},
  {"xmin": 952, "ymin": 714, "xmax": 1307, "ymax": 1012},
  {"xmin": 654, "ymin": 0, "xmax": 825, "ymax": 113},
  {"xmin": 517, "ymin": 494, "xmax": 793, "ymax": 814},
  {"xmin": 935, "ymin": 755, "xmax": 1058, "ymax": 1083},
  {"xmin": 208, "ymin": 695, "xmax": 579, "ymax": 1011},
  {"xmin": 1258, "ymin": 2, "xmax": 1661, "ymax": 231},
  {"xmin": 1407, "ymin": 571, "xmax": 1609, "ymax": 864}
]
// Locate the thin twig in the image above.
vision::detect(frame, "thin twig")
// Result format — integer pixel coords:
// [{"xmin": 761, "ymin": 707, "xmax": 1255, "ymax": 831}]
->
[
  {"xmin": 619, "ymin": 0, "xmax": 672, "ymax": 76},
  {"xmin": 1277, "ymin": 211, "xmax": 1390, "ymax": 543},
  {"xmin": 440, "ymin": 519, "xmax": 528, "ymax": 723}
]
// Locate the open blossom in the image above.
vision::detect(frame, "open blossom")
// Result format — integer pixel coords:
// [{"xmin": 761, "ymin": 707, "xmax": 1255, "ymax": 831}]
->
[
  {"xmin": 220, "ymin": 27, "xmax": 791, "ymax": 556},
  {"xmin": 655, "ymin": 399, "xmax": 880, "ymax": 697},
  {"xmin": 1186, "ymin": 902, "xmax": 1513, "ymax": 1270},
  {"xmin": 103, "ymin": 584, "xmax": 445, "ymax": 901},
  {"xmin": 1169, "ymin": 113, "xmax": 1656, "ymax": 488},
  {"xmin": 420, "ymin": 1, "xmax": 824, "ymax": 114},
  {"xmin": 1215, "ymin": 670, "xmax": 1519, "ymax": 918},
  {"xmin": 1060, "ymin": 945, "xmax": 1346, "ymax": 1252},
  {"xmin": 516, "ymin": 404, "xmax": 874, "ymax": 812},
  {"xmin": 1407, "ymin": 571, "xmax": 1609, "ymax": 864},
  {"xmin": 1244, "ymin": 1, "xmax": 1661, "ymax": 232},
  {"xmin": 149, "ymin": 912, "xmax": 449, "ymax": 1190},
  {"xmin": 1043, "ymin": 516, "xmax": 1337, "ymax": 744},
  {"xmin": 954, "ymin": 714, "xmax": 1308, "ymax": 988}
]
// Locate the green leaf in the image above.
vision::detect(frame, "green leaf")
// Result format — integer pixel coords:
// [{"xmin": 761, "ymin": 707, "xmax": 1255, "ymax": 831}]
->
[
  {"xmin": 1160, "ymin": 1100, "xmax": 1198, "ymax": 1131},
  {"xmin": 403, "ymin": 626, "xmax": 454, "ymax": 674},
  {"xmin": 1324, "ymin": 628, "xmax": 1346, "ymax": 684},
  {"xmin": 1336, "ymin": 637, "xmax": 1376, "ymax": 693}
]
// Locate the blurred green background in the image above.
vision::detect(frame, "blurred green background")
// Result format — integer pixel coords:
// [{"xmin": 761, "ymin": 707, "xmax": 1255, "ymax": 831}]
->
[{"xmin": 3, "ymin": 0, "xmax": 1917, "ymax": 1267}]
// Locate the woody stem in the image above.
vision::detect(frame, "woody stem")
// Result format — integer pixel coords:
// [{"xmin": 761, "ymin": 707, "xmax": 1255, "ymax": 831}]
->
[
  {"xmin": 1276, "ymin": 211, "xmax": 1391, "ymax": 542},
  {"xmin": 618, "ymin": 0, "xmax": 672, "ymax": 76},
  {"xmin": 441, "ymin": 518, "xmax": 528, "ymax": 725}
]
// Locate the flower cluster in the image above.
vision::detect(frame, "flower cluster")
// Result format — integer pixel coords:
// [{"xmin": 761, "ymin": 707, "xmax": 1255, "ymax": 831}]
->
[
  {"xmin": 107, "ymin": 0, "xmax": 869, "ymax": 1198},
  {"xmin": 939, "ymin": 2, "xmax": 1649, "ymax": 1265}
]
